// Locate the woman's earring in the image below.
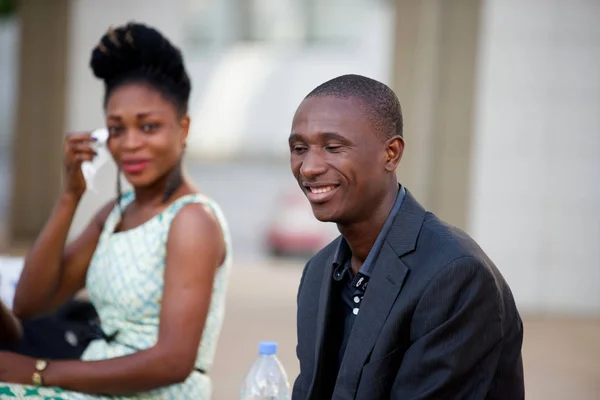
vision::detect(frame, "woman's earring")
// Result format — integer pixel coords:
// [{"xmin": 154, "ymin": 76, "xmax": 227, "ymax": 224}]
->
[
  {"xmin": 162, "ymin": 160, "xmax": 184, "ymax": 203},
  {"xmin": 115, "ymin": 168, "xmax": 123, "ymax": 213}
]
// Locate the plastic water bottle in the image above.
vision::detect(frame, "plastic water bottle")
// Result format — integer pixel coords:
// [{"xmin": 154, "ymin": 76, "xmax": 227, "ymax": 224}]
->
[{"xmin": 240, "ymin": 341, "xmax": 290, "ymax": 400}]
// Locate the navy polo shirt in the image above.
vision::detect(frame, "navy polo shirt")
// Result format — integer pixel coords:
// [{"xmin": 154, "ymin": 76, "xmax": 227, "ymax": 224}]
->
[{"xmin": 329, "ymin": 184, "xmax": 406, "ymax": 372}]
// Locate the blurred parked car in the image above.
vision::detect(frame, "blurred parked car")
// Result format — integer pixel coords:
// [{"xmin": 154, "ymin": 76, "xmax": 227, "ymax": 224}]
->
[{"xmin": 266, "ymin": 189, "xmax": 339, "ymax": 257}]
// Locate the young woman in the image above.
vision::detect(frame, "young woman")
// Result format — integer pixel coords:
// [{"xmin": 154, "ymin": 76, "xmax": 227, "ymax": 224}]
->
[{"xmin": 0, "ymin": 22, "xmax": 231, "ymax": 399}]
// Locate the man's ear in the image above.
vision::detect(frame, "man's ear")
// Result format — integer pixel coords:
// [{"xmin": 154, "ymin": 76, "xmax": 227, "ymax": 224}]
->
[{"xmin": 384, "ymin": 135, "xmax": 404, "ymax": 172}]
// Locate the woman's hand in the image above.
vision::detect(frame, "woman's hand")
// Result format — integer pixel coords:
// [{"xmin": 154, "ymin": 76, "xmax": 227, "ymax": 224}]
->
[
  {"xmin": 0, "ymin": 351, "xmax": 35, "ymax": 385},
  {"xmin": 63, "ymin": 132, "xmax": 97, "ymax": 198}
]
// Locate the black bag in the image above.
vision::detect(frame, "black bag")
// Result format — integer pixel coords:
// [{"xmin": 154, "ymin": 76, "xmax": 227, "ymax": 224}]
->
[{"xmin": 0, "ymin": 300, "xmax": 99, "ymax": 360}]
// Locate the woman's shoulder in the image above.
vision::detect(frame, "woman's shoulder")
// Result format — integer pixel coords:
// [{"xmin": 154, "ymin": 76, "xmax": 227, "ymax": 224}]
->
[
  {"xmin": 165, "ymin": 192, "xmax": 230, "ymax": 244},
  {"xmin": 165, "ymin": 192, "xmax": 224, "ymax": 217},
  {"xmin": 164, "ymin": 193, "xmax": 221, "ymax": 226}
]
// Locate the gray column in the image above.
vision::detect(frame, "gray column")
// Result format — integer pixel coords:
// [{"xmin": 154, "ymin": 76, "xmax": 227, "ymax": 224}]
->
[
  {"xmin": 8, "ymin": 0, "xmax": 70, "ymax": 243},
  {"xmin": 392, "ymin": 0, "xmax": 481, "ymax": 230}
]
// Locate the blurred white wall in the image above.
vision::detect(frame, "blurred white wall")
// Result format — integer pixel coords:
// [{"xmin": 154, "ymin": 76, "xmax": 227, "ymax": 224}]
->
[
  {"xmin": 469, "ymin": 0, "xmax": 600, "ymax": 315},
  {"xmin": 184, "ymin": 2, "xmax": 395, "ymax": 160}
]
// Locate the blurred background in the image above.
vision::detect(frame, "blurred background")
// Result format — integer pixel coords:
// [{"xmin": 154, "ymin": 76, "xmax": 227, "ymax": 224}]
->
[{"xmin": 0, "ymin": 0, "xmax": 598, "ymax": 398}]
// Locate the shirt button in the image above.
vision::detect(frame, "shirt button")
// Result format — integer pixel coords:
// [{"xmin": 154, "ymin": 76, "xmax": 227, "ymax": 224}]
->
[
  {"xmin": 353, "ymin": 308, "xmax": 359, "ymax": 315},
  {"xmin": 353, "ymin": 296, "xmax": 361, "ymax": 303}
]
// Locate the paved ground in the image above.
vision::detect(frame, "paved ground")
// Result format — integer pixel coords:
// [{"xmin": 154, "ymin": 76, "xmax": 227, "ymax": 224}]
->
[{"xmin": 213, "ymin": 261, "xmax": 600, "ymax": 400}]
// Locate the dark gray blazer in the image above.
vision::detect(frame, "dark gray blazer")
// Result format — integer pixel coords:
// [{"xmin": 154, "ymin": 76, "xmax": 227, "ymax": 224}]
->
[{"xmin": 292, "ymin": 190, "xmax": 524, "ymax": 400}]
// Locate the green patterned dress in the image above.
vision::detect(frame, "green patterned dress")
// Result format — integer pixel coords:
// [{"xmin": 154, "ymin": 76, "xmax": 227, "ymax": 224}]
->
[{"xmin": 0, "ymin": 192, "xmax": 232, "ymax": 399}]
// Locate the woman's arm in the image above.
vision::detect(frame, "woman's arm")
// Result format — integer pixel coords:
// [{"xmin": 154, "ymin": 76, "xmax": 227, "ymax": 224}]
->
[
  {"xmin": 42, "ymin": 203, "xmax": 225, "ymax": 394},
  {"xmin": 12, "ymin": 194, "xmax": 113, "ymax": 319},
  {"xmin": 13, "ymin": 133, "xmax": 114, "ymax": 319},
  {"xmin": 0, "ymin": 300, "xmax": 22, "ymax": 346}
]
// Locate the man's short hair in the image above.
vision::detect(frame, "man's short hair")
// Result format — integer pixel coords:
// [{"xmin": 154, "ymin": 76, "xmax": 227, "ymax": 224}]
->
[{"xmin": 305, "ymin": 74, "xmax": 403, "ymax": 139}]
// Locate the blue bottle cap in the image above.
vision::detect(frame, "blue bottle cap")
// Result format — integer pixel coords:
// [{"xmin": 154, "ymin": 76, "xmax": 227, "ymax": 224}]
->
[{"xmin": 259, "ymin": 341, "xmax": 278, "ymax": 355}]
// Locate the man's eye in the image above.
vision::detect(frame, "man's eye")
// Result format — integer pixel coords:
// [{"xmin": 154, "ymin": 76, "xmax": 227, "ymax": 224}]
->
[{"xmin": 325, "ymin": 145, "xmax": 342, "ymax": 152}]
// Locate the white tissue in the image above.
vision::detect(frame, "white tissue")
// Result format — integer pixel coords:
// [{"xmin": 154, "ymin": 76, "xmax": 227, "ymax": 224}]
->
[
  {"xmin": 81, "ymin": 128, "xmax": 110, "ymax": 193},
  {"xmin": 91, "ymin": 127, "xmax": 109, "ymax": 143}
]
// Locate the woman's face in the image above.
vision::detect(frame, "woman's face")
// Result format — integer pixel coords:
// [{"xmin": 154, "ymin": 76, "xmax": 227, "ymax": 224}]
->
[{"xmin": 105, "ymin": 82, "xmax": 189, "ymax": 189}]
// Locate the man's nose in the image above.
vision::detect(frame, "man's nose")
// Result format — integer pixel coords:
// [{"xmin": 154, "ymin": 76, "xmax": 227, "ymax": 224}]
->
[{"xmin": 300, "ymin": 149, "xmax": 327, "ymax": 179}]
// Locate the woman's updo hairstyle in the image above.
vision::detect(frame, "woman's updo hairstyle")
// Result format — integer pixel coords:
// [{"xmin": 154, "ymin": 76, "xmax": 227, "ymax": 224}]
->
[{"xmin": 90, "ymin": 22, "xmax": 191, "ymax": 116}]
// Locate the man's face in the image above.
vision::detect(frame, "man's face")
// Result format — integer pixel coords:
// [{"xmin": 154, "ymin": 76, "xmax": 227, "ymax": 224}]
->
[{"xmin": 289, "ymin": 96, "xmax": 397, "ymax": 224}]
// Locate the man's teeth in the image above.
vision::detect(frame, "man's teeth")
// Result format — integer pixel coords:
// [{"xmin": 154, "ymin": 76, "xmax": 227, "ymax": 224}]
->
[{"xmin": 310, "ymin": 186, "xmax": 335, "ymax": 194}]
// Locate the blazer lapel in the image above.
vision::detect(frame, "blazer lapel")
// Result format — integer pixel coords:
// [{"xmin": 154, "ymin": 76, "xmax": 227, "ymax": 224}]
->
[
  {"xmin": 333, "ymin": 189, "xmax": 426, "ymax": 399},
  {"xmin": 332, "ymin": 243, "xmax": 408, "ymax": 399},
  {"xmin": 307, "ymin": 253, "xmax": 335, "ymax": 399}
]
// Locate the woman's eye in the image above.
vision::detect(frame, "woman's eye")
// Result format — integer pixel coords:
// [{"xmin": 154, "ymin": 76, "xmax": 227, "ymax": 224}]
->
[
  {"xmin": 292, "ymin": 145, "xmax": 307, "ymax": 154},
  {"xmin": 141, "ymin": 123, "xmax": 158, "ymax": 133},
  {"xmin": 108, "ymin": 126, "xmax": 123, "ymax": 136}
]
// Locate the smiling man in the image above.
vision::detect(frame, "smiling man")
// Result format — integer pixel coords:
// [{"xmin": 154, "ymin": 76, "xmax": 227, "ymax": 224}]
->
[{"xmin": 289, "ymin": 74, "xmax": 525, "ymax": 400}]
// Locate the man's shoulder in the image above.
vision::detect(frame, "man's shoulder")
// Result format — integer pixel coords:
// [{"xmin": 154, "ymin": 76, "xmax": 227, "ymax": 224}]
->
[{"xmin": 407, "ymin": 212, "xmax": 493, "ymax": 272}]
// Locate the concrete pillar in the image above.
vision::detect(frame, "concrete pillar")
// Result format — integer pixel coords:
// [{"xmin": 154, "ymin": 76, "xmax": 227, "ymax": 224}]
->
[
  {"xmin": 392, "ymin": 0, "xmax": 481, "ymax": 230},
  {"xmin": 8, "ymin": 0, "xmax": 70, "ymax": 244}
]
